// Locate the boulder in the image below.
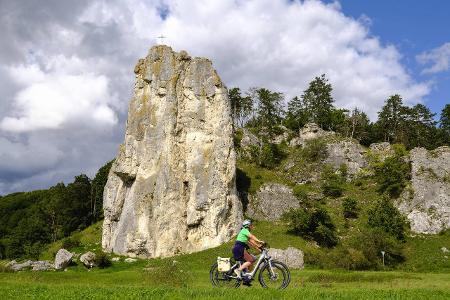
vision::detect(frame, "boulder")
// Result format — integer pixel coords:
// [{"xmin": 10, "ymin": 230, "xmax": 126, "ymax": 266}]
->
[
  {"xmin": 324, "ymin": 140, "xmax": 367, "ymax": 176},
  {"xmin": 31, "ymin": 261, "xmax": 54, "ymax": 271},
  {"xmin": 289, "ymin": 123, "xmax": 334, "ymax": 147},
  {"xmin": 8, "ymin": 260, "xmax": 32, "ymax": 271},
  {"xmin": 397, "ymin": 146, "xmax": 450, "ymax": 234},
  {"xmin": 268, "ymin": 247, "xmax": 304, "ymax": 269},
  {"xmin": 246, "ymin": 183, "xmax": 299, "ymax": 221},
  {"xmin": 124, "ymin": 258, "xmax": 137, "ymax": 263},
  {"xmin": 102, "ymin": 45, "xmax": 243, "ymax": 258},
  {"xmin": 54, "ymin": 249, "xmax": 73, "ymax": 270},
  {"xmin": 80, "ymin": 251, "xmax": 97, "ymax": 268},
  {"xmin": 111, "ymin": 257, "xmax": 120, "ymax": 262}
]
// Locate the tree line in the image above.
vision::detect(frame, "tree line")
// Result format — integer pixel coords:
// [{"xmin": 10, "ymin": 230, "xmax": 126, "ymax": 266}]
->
[
  {"xmin": 0, "ymin": 161, "xmax": 112, "ymax": 259},
  {"xmin": 229, "ymin": 74, "xmax": 450, "ymax": 150}
]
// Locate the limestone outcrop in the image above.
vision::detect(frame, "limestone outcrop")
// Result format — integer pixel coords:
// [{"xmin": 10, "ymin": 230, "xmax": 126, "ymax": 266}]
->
[
  {"xmin": 397, "ymin": 146, "xmax": 450, "ymax": 234},
  {"xmin": 102, "ymin": 45, "xmax": 243, "ymax": 258},
  {"xmin": 325, "ymin": 140, "xmax": 367, "ymax": 176},
  {"xmin": 246, "ymin": 183, "xmax": 299, "ymax": 221},
  {"xmin": 289, "ymin": 123, "xmax": 334, "ymax": 147}
]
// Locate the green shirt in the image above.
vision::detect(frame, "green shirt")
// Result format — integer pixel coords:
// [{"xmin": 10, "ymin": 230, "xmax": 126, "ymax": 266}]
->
[{"xmin": 236, "ymin": 228, "xmax": 251, "ymax": 244}]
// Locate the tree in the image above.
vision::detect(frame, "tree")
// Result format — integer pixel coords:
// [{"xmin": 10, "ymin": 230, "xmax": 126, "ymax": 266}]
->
[
  {"xmin": 301, "ymin": 74, "xmax": 335, "ymax": 129},
  {"xmin": 228, "ymin": 87, "xmax": 253, "ymax": 128},
  {"xmin": 348, "ymin": 108, "xmax": 370, "ymax": 141},
  {"xmin": 368, "ymin": 197, "xmax": 408, "ymax": 241},
  {"xmin": 377, "ymin": 95, "xmax": 405, "ymax": 143},
  {"xmin": 90, "ymin": 160, "xmax": 114, "ymax": 222},
  {"xmin": 404, "ymin": 104, "xmax": 436, "ymax": 149},
  {"xmin": 253, "ymin": 88, "xmax": 284, "ymax": 139},
  {"xmin": 285, "ymin": 96, "xmax": 308, "ymax": 132},
  {"xmin": 440, "ymin": 104, "xmax": 450, "ymax": 134}
]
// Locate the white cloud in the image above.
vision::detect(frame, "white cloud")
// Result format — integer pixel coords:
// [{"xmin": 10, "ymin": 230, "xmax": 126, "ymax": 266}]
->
[
  {"xmin": 1, "ymin": 59, "xmax": 118, "ymax": 132},
  {"xmin": 417, "ymin": 42, "xmax": 450, "ymax": 74},
  {"xmin": 0, "ymin": 0, "xmax": 434, "ymax": 193}
]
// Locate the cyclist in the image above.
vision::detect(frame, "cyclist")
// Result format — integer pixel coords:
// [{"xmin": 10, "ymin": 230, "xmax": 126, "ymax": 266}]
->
[{"xmin": 232, "ymin": 219, "xmax": 264, "ymax": 285}]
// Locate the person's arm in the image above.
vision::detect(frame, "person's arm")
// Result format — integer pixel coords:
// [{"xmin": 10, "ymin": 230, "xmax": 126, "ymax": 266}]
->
[{"xmin": 248, "ymin": 234, "xmax": 263, "ymax": 244}]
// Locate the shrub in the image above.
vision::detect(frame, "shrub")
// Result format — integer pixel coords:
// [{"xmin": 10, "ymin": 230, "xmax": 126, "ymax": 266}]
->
[
  {"xmin": 350, "ymin": 228, "xmax": 405, "ymax": 268},
  {"xmin": 0, "ymin": 262, "xmax": 13, "ymax": 273},
  {"xmin": 62, "ymin": 236, "xmax": 81, "ymax": 250},
  {"xmin": 283, "ymin": 206, "xmax": 338, "ymax": 248},
  {"xmin": 94, "ymin": 251, "xmax": 112, "ymax": 269},
  {"xmin": 332, "ymin": 247, "xmax": 370, "ymax": 270},
  {"xmin": 303, "ymin": 139, "xmax": 327, "ymax": 162},
  {"xmin": 259, "ymin": 142, "xmax": 285, "ymax": 168},
  {"xmin": 374, "ymin": 146, "xmax": 411, "ymax": 198},
  {"xmin": 342, "ymin": 197, "xmax": 358, "ymax": 219},
  {"xmin": 321, "ymin": 165, "xmax": 345, "ymax": 198},
  {"xmin": 292, "ymin": 185, "xmax": 309, "ymax": 204},
  {"xmin": 367, "ymin": 197, "xmax": 408, "ymax": 241},
  {"xmin": 322, "ymin": 182, "xmax": 344, "ymax": 198}
]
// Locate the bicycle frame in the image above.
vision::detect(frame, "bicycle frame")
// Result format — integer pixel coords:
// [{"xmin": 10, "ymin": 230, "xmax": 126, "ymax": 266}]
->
[{"xmin": 231, "ymin": 248, "xmax": 272, "ymax": 280}]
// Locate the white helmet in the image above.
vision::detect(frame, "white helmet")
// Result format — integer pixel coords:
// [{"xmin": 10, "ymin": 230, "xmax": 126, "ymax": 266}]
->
[{"xmin": 242, "ymin": 219, "xmax": 252, "ymax": 228}]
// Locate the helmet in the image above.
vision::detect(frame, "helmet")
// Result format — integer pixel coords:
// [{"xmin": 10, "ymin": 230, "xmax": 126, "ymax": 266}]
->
[{"xmin": 242, "ymin": 219, "xmax": 252, "ymax": 228}]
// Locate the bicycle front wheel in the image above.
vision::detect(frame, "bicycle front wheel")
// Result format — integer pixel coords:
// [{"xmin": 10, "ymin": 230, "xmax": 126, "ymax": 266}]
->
[
  {"xmin": 258, "ymin": 260, "xmax": 291, "ymax": 289},
  {"xmin": 209, "ymin": 262, "xmax": 241, "ymax": 288}
]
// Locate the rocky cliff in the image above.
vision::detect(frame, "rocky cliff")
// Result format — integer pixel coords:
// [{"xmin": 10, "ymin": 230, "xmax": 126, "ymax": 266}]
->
[
  {"xmin": 397, "ymin": 146, "xmax": 450, "ymax": 234},
  {"xmin": 102, "ymin": 45, "xmax": 243, "ymax": 258}
]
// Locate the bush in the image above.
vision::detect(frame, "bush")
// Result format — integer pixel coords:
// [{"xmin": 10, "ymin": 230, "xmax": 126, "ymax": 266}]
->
[
  {"xmin": 303, "ymin": 139, "xmax": 327, "ymax": 162},
  {"xmin": 321, "ymin": 165, "xmax": 345, "ymax": 198},
  {"xmin": 283, "ymin": 206, "xmax": 338, "ymax": 248},
  {"xmin": 332, "ymin": 247, "xmax": 370, "ymax": 270},
  {"xmin": 322, "ymin": 182, "xmax": 344, "ymax": 198},
  {"xmin": 62, "ymin": 236, "xmax": 81, "ymax": 250},
  {"xmin": 349, "ymin": 228, "xmax": 405, "ymax": 268},
  {"xmin": 259, "ymin": 142, "xmax": 285, "ymax": 168},
  {"xmin": 0, "ymin": 262, "xmax": 13, "ymax": 273},
  {"xmin": 292, "ymin": 185, "xmax": 309, "ymax": 204},
  {"xmin": 374, "ymin": 146, "xmax": 410, "ymax": 198},
  {"xmin": 342, "ymin": 197, "xmax": 358, "ymax": 219},
  {"xmin": 94, "ymin": 251, "xmax": 112, "ymax": 269},
  {"xmin": 368, "ymin": 197, "xmax": 408, "ymax": 241}
]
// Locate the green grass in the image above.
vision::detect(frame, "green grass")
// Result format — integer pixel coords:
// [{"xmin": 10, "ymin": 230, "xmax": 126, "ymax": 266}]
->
[{"xmin": 2, "ymin": 220, "xmax": 449, "ymax": 299}]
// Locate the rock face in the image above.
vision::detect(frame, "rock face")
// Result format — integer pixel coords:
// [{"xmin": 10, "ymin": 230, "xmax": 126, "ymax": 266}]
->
[
  {"xmin": 54, "ymin": 249, "xmax": 73, "ymax": 270},
  {"xmin": 269, "ymin": 247, "xmax": 304, "ymax": 269},
  {"xmin": 325, "ymin": 140, "xmax": 367, "ymax": 176},
  {"xmin": 289, "ymin": 123, "xmax": 334, "ymax": 147},
  {"xmin": 102, "ymin": 45, "xmax": 242, "ymax": 258},
  {"xmin": 369, "ymin": 142, "xmax": 394, "ymax": 160},
  {"xmin": 246, "ymin": 183, "xmax": 299, "ymax": 221},
  {"xmin": 397, "ymin": 146, "xmax": 450, "ymax": 234}
]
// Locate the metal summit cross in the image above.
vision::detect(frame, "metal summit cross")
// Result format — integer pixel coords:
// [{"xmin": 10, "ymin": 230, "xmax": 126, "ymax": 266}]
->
[{"xmin": 157, "ymin": 35, "xmax": 166, "ymax": 44}]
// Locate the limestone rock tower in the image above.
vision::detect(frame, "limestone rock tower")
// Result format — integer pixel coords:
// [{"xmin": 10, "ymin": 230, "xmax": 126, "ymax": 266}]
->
[{"xmin": 102, "ymin": 45, "xmax": 243, "ymax": 258}]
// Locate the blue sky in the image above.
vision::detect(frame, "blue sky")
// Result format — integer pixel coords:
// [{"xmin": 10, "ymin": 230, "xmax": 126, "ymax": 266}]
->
[{"xmin": 334, "ymin": 0, "xmax": 450, "ymax": 116}]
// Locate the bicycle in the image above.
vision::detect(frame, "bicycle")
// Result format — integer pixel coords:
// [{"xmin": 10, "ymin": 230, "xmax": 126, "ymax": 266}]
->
[{"xmin": 209, "ymin": 243, "xmax": 291, "ymax": 289}]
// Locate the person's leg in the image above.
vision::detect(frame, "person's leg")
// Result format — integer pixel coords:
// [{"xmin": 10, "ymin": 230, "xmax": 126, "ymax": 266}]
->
[
  {"xmin": 239, "ymin": 250, "xmax": 254, "ymax": 271},
  {"xmin": 243, "ymin": 251, "xmax": 255, "ymax": 271}
]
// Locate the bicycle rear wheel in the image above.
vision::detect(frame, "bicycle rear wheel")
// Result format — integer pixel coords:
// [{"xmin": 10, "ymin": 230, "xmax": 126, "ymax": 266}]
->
[
  {"xmin": 209, "ymin": 262, "xmax": 241, "ymax": 288},
  {"xmin": 258, "ymin": 260, "xmax": 290, "ymax": 289}
]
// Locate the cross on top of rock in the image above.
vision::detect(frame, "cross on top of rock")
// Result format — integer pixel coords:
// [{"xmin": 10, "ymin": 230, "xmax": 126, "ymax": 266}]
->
[{"xmin": 157, "ymin": 35, "xmax": 166, "ymax": 44}]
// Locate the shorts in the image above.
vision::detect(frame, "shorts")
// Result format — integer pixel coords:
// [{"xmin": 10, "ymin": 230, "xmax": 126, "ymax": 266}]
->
[{"xmin": 232, "ymin": 241, "xmax": 247, "ymax": 261}]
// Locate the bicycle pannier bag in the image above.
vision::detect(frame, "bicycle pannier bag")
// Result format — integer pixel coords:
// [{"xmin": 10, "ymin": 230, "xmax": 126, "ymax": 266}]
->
[{"xmin": 217, "ymin": 257, "xmax": 231, "ymax": 272}]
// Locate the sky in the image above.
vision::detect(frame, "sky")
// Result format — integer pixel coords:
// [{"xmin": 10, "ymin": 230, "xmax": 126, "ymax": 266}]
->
[{"xmin": 0, "ymin": 0, "xmax": 449, "ymax": 195}]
